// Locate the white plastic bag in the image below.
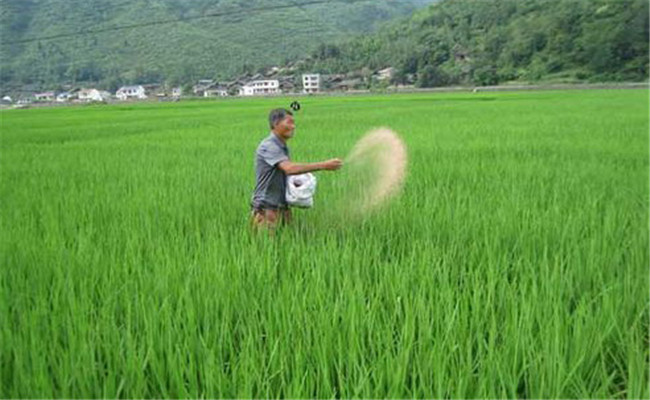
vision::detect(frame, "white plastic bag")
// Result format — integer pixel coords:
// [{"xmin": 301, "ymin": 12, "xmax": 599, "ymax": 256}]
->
[{"xmin": 286, "ymin": 173, "xmax": 317, "ymax": 208}]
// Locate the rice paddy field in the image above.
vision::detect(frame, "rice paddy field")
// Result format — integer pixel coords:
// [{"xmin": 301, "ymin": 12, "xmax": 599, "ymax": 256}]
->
[{"xmin": 1, "ymin": 89, "xmax": 648, "ymax": 398}]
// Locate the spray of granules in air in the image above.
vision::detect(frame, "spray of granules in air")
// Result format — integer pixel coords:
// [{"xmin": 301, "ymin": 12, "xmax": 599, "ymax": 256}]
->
[{"xmin": 338, "ymin": 127, "xmax": 408, "ymax": 216}]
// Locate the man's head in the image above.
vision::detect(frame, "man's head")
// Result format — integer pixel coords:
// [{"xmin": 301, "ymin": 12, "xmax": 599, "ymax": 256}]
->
[{"xmin": 269, "ymin": 108, "xmax": 295, "ymax": 140}]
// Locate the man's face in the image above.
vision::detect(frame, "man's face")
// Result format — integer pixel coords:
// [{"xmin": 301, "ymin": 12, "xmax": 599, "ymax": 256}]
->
[{"xmin": 275, "ymin": 115, "xmax": 295, "ymax": 139}]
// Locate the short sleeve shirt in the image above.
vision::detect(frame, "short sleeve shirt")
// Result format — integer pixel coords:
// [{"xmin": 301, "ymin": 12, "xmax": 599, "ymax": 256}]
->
[{"xmin": 251, "ymin": 133, "xmax": 290, "ymax": 209}]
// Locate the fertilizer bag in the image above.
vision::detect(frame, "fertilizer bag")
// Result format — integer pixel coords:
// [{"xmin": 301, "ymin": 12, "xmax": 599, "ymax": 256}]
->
[{"xmin": 286, "ymin": 173, "xmax": 317, "ymax": 208}]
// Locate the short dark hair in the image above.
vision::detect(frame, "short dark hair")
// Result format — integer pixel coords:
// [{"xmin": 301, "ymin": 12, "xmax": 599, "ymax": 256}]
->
[{"xmin": 269, "ymin": 108, "xmax": 293, "ymax": 129}]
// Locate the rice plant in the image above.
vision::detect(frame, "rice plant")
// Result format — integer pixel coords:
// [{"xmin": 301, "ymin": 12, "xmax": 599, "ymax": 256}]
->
[{"xmin": 1, "ymin": 89, "xmax": 648, "ymax": 398}]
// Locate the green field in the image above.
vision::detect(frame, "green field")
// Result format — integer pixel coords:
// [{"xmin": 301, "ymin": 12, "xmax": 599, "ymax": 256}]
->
[{"xmin": 1, "ymin": 90, "xmax": 648, "ymax": 398}]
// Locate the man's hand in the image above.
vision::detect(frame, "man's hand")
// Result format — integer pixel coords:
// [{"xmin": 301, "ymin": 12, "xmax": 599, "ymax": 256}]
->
[{"xmin": 323, "ymin": 158, "xmax": 343, "ymax": 171}]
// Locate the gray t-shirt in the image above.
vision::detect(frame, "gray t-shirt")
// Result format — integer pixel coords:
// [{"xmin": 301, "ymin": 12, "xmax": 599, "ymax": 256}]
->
[{"xmin": 251, "ymin": 133, "xmax": 290, "ymax": 209}]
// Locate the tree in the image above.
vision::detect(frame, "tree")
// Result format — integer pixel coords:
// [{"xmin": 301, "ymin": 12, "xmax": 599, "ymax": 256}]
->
[
  {"xmin": 416, "ymin": 65, "xmax": 446, "ymax": 87},
  {"xmin": 471, "ymin": 64, "xmax": 499, "ymax": 86}
]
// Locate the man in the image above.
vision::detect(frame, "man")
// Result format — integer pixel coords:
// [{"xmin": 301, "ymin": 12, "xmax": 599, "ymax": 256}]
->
[{"xmin": 251, "ymin": 108, "xmax": 343, "ymax": 228}]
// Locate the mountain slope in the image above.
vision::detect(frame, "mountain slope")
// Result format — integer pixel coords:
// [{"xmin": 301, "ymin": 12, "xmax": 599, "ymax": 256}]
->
[
  {"xmin": 300, "ymin": 0, "xmax": 649, "ymax": 86},
  {"xmin": 0, "ymin": 0, "xmax": 436, "ymax": 90}
]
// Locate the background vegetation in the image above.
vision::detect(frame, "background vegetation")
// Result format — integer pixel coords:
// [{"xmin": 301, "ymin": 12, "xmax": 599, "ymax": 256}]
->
[
  {"xmin": 1, "ymin": 0, "xmax": 647, "ymax": 93},
  {"xmin": 0, "ymin": 0, "xmax": 433, "ymax": 91},
  {"xmin": 303, "ymin": 0, "xmax": 649, "ymax": 86}
]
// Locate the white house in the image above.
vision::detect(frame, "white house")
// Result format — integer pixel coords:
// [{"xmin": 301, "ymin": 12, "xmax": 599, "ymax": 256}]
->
[
  {"xmin": 376, "ymin": 67, "xmax": 395, "ymax": 81},
  {"xmin": 116, "ymin": 85, "xmax": 147, "ymax": 100},
  {"xmin": 2, "ymin": 95, "xmax": 12, "ymax": 104},
  {"xmin": 56, "ymin": 92, "xmax": 73, "ymax": 102},
  {"xmin": 204, "ymin": 87, "xmax": 228, "ymax": 97},
  {"xmin": 78, "ymin": 88, "xmax": 109, "ymax": 102},
  {"xmin": 34, "ymin": 91, "xmax": 55, "ymax": 101},
  {"xmin": 239, "ymin": 80, "xmax": 280, "ymax": 96},
  {"xmin": 172, "ymin": 87, "xmax": 182, "ymax": 98},
  {"xmin": 302, "ymin": 74, "xmax": 320, "ymax": 94},
  {"xmin": 193, "ymin": 80, "xmax": 214, "ymax": 96}
]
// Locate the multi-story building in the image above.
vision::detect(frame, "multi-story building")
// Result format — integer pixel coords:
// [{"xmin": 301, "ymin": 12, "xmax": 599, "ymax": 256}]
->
[
  {"xmin": 239, "ymin": 80, "xmax": 280, "ymax": 96},
  {"xmin": 302, "ymin": 74, "xmax": 320, "ymax": 94}
]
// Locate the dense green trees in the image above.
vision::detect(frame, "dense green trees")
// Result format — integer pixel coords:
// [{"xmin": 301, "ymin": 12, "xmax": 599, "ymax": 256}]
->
[
  {"xmin": 303, "ymin": 0, "xmax": 649, "ymax": 86},
  {"xmin": 1, "ymin": 0, "xmax": 647, "ymax": 91},
  {"xmin": 0, "ymin": 0, "xmax": 430, "ymax": 90}
]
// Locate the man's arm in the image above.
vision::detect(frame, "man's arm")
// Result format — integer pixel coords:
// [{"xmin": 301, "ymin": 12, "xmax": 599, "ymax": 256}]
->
[{"xmin": 278, "ymin": 159, "xmax": 343, "ymax": 175}]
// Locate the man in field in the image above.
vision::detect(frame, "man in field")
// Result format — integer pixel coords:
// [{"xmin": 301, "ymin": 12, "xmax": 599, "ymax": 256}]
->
[{"xmin": 251, "ymin": 108, "xmax": 343, "ymax": 228}]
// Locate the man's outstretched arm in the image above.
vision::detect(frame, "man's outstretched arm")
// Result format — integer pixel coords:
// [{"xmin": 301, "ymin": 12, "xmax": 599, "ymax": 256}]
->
[{"xmin": 278, "ymin": 159, "xmax": 343, "ymax": 175}]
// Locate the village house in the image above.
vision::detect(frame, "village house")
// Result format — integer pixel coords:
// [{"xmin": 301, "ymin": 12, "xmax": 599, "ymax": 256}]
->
[
  {"xmin": 330, "ymin": 78, "xmax": 363, "ymax": 91},
  {"xmin": 239, "ymin": 80, "xmax": 280, "ymax": 96},
  {"xmin": 204, "ymin": 86, "xmax": 229, "ymax": 97},
  {"xmin": 172, "ymin": 87, "xmax": 182, "ymax": 98},
  {"xmin": 34, "ymin": 91, "xmax": 55, "ymax": 102},
  {"xmin": 302, "ymin": 74, "xmax": 320, "ymax": 94},
  {"xmin": 78, "ymin": 88, "xmax": 109, "ymax": 102},
  {"xmin": 56, "ymin": 92, "xmax": 74, "ymax": 102},
  {"xmin": 323, "ymin": 74, "xmax": 344, "ymax": 88},
  {"xmin": 142, "ymin": 84, "xmax": 161, "ymax": 96},
  {"xmin": 193, "ymin": 80, "xmax": 215, "ymax": 96},
  {"xmin": 376, "ymin": 67, "xmax": 395, "ymax": 82},
  {"xmin": 278, "ymin": 76, "xmax": 296, "ymax": 93},
  {"xmin": 225, "ymin": 82, "xmax": 243, "ymax": 96},
  {"xmin": 116, "ymin": 85, "xmax": 146, "ymax": 100}
]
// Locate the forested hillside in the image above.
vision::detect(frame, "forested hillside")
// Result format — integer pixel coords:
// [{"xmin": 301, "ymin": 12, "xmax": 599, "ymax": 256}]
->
[
  {"xmin": 302, "ymin": 0, "xmax": 649, "ymax": 86},
  {"xmin": 0, "ymin": 0, "xmax": 434, "ymax": 90},
  {"xmin": 1, "ymin": 0, "xmax": 647, "ymax": 93}
]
